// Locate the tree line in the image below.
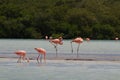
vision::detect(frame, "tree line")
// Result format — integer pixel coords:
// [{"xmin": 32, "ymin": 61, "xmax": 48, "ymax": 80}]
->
[{"xmin": 0, "ymin": 0, "xmax": 120, "ymax": 39}]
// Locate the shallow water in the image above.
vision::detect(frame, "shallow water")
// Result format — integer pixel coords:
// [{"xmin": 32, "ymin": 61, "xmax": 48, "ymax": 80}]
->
[
  {"xmin": 0, "ymin": 39, "xmax": 120, "ymax": 60},
  {"xmin": 1, "ymin": 39, "xmax": 120, "ymax": 80},
  {"xmin": 0, "ymin": 59, "xmax": 120, "ymax": 80}
]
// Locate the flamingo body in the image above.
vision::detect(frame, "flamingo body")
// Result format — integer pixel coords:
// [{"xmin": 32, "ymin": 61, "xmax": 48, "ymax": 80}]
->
[
  {"xmin": 72, "ymin": 37, "xmax": 83, "ymax": 43},
  {"xmin": 51, "ymin": 39, "xmax": 63, "ymax": 45},
  {"xmin": 86, "ymin": 38, "xmax": 90, "ymax": 41},
  {"xmin": 15, "ymin": 50, "xmax": 26, "ymax": 57},
  {"xmin": 35, "ymin": 48, "xmax": 46, "ymax": 55}
]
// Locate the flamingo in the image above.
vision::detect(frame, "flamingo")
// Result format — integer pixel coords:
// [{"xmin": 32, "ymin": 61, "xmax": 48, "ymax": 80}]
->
[
  {"xmin": 86, "ymin": 38, "xmax": 90, "ymax": 41},
  {"xmin": 45, "ymin": 36, "xmax": 48, "ymax": 40},
  {"xmin": 115, "ymin": 37, "xmax": 119, "ymax": 40},
  {"xmin": 15, "ymin": 50, "xmax": 29, "ymax": 63},
  {"xmin": 34, "ymin": 48, "xmax": 46, "ymax": 63},
  {"xmin": 71, "ymin": 37, "xmax": 83, "ymax": 58},
  {"xmin": 49, "ymin": 37, "xmax": 63, "ymax": 57}
]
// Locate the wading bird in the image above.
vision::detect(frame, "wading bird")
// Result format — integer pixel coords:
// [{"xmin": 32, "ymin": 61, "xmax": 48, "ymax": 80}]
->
[
  {"xmin": 71, "ymin": 37, "xmax": 83, "ymax": 58},
  {"xmin": 49, "ymin": 37, "xmax": 63, "ymax": 57},
  {"xmin": 15, "ymin": 50, "xmax": 29, "ymax": 63},
  {"xmin": 86, "ymin": 38, "xmax": 90, "ymax": 42},
  {"xmin": 34, "ymin": 48, "xmax": 46, "ymax": 63},
  {"xmin": 115, "ymin": 37, "xmax": 119, "ymax": 40}
]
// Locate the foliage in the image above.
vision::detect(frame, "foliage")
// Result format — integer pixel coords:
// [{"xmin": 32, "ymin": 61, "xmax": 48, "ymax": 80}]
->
[{"xmin": 0, "ymin": 0, "xmax": 120, "ymax": 39}]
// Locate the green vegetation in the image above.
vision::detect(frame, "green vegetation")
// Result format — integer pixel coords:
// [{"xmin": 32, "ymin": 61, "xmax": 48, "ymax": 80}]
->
[{"xmin": 0, "ymin": 0, "xmax": 120, "ymax": 39}]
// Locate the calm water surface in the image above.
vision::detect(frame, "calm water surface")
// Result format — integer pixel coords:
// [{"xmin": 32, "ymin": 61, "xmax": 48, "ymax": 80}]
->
[
  {"xmin": 1, "ymin": 59, "xmax": 120, "ymax": 80},
  {"xmin": 0, "ymin": 39, "xmax": 120, "ymax": 60},
  {"xmin": 0, "ymin": 39, "xmax": 120, "ymax": 80}
]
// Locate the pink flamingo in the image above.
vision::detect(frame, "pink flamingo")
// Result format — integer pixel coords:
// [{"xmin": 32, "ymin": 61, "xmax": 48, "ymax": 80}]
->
[
  {"xmin": 34, "ymin": 48, "xmax": 46, "ymax": 63},
  {"xmin": 115, "ymin": 37, "xmax": 119, "ymax": 40},
  {"xmin": 15, "ymin": 50, "xmax": 29, "ymax": 63},
  {"xmin": 49, "ymin": 37, "xmax": 63, "ymax": 57},
  {"xmin": 71, "ymin": 37, "xmax": 83, "ymax": 58},
  {"xmin": 86, "ymin": 38, "xmax": 90, "ymax": 41}
]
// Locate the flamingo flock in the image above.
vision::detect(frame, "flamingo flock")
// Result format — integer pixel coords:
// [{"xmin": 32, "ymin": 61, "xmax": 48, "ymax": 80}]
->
[
  {"xmin": 15, "ymin": 36, "xmax": 90, "ymax": 63},
  {"xmin": 15, "ymin": 48, "xmax": 46, "ymax": 63}
]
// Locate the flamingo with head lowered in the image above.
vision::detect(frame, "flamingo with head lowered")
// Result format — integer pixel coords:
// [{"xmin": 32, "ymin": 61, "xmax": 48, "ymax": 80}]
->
[
  {"xmin": 49, "ymin": 37, "xmax": 63, "ymax": 57},
  {"xmin": 34, "ymin": 48, "xmax": 46, "ymax": 63},
  {"xmin": 71, "ymin": 37, "xmax": 83, "ymax": 58},
  {"xmin": 15, "ymin": 50, "xmax": 29, "ymax": 63}
]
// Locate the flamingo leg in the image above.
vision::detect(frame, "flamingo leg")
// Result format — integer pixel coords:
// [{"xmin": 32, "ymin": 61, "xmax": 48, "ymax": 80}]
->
[
  {"xmin": 44, "ymin": 54, "xmax": 46, "ymax": 63},
  {"xmin": 50, "ymin": 41, "xmax": 58, "ymax": 57},
  {"xmin": 40, "ymin": 54, "xmax": 42, "ymax": 63},
  {"xmin": 54, "ymin": 45, "xmax": 58, "ymax": 57},
  {"xmin": 71, "ymin": 42, "xmax": 73, "ymax": 54},
  {"xmin": 17, "ymin": 57, "xmax": 20, "ymax": 63},
  {"xmin": 37, "ymin": 54, "xmax": 40, "ymax": 63},
  {"xmin": 77, "ymin": 43, "xmax": 80, "ymax": 58},
  {"xmin": 22, "ymin": 56, "xmax": 25, "ymax": 61},
  {"xmin": 17, "ymin": 56, "xmax": 21, "ymax": 63}
]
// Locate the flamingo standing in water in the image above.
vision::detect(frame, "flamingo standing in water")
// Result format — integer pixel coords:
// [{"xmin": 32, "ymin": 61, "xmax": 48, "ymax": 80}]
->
[
  {"xmin": 49, "ymin": 37, "xmax": 63, "ymax": 57},
  {"xmin": 15, "ymin": 50, "xmax": 29, "ymax": 63},
  {"xmin": 71, "ymin": 37, "xmax": 83, "ymax": 58},
  {"xmin": 34, "ymin": 48, "xmax": 46, "ymax": 63}
]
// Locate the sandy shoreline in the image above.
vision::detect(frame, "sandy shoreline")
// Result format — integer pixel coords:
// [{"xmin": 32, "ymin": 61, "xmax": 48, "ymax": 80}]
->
[
  {"xmin": 0, "ymin": 57, "xmax": 120, "ymax": 67},
  {"xmin": 0, "ymin": 56, "xmax": 120, "ymax": 62},
  {"xmin": 1, "ymin": 53, "xmax": 120, "ymax": 61}
]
